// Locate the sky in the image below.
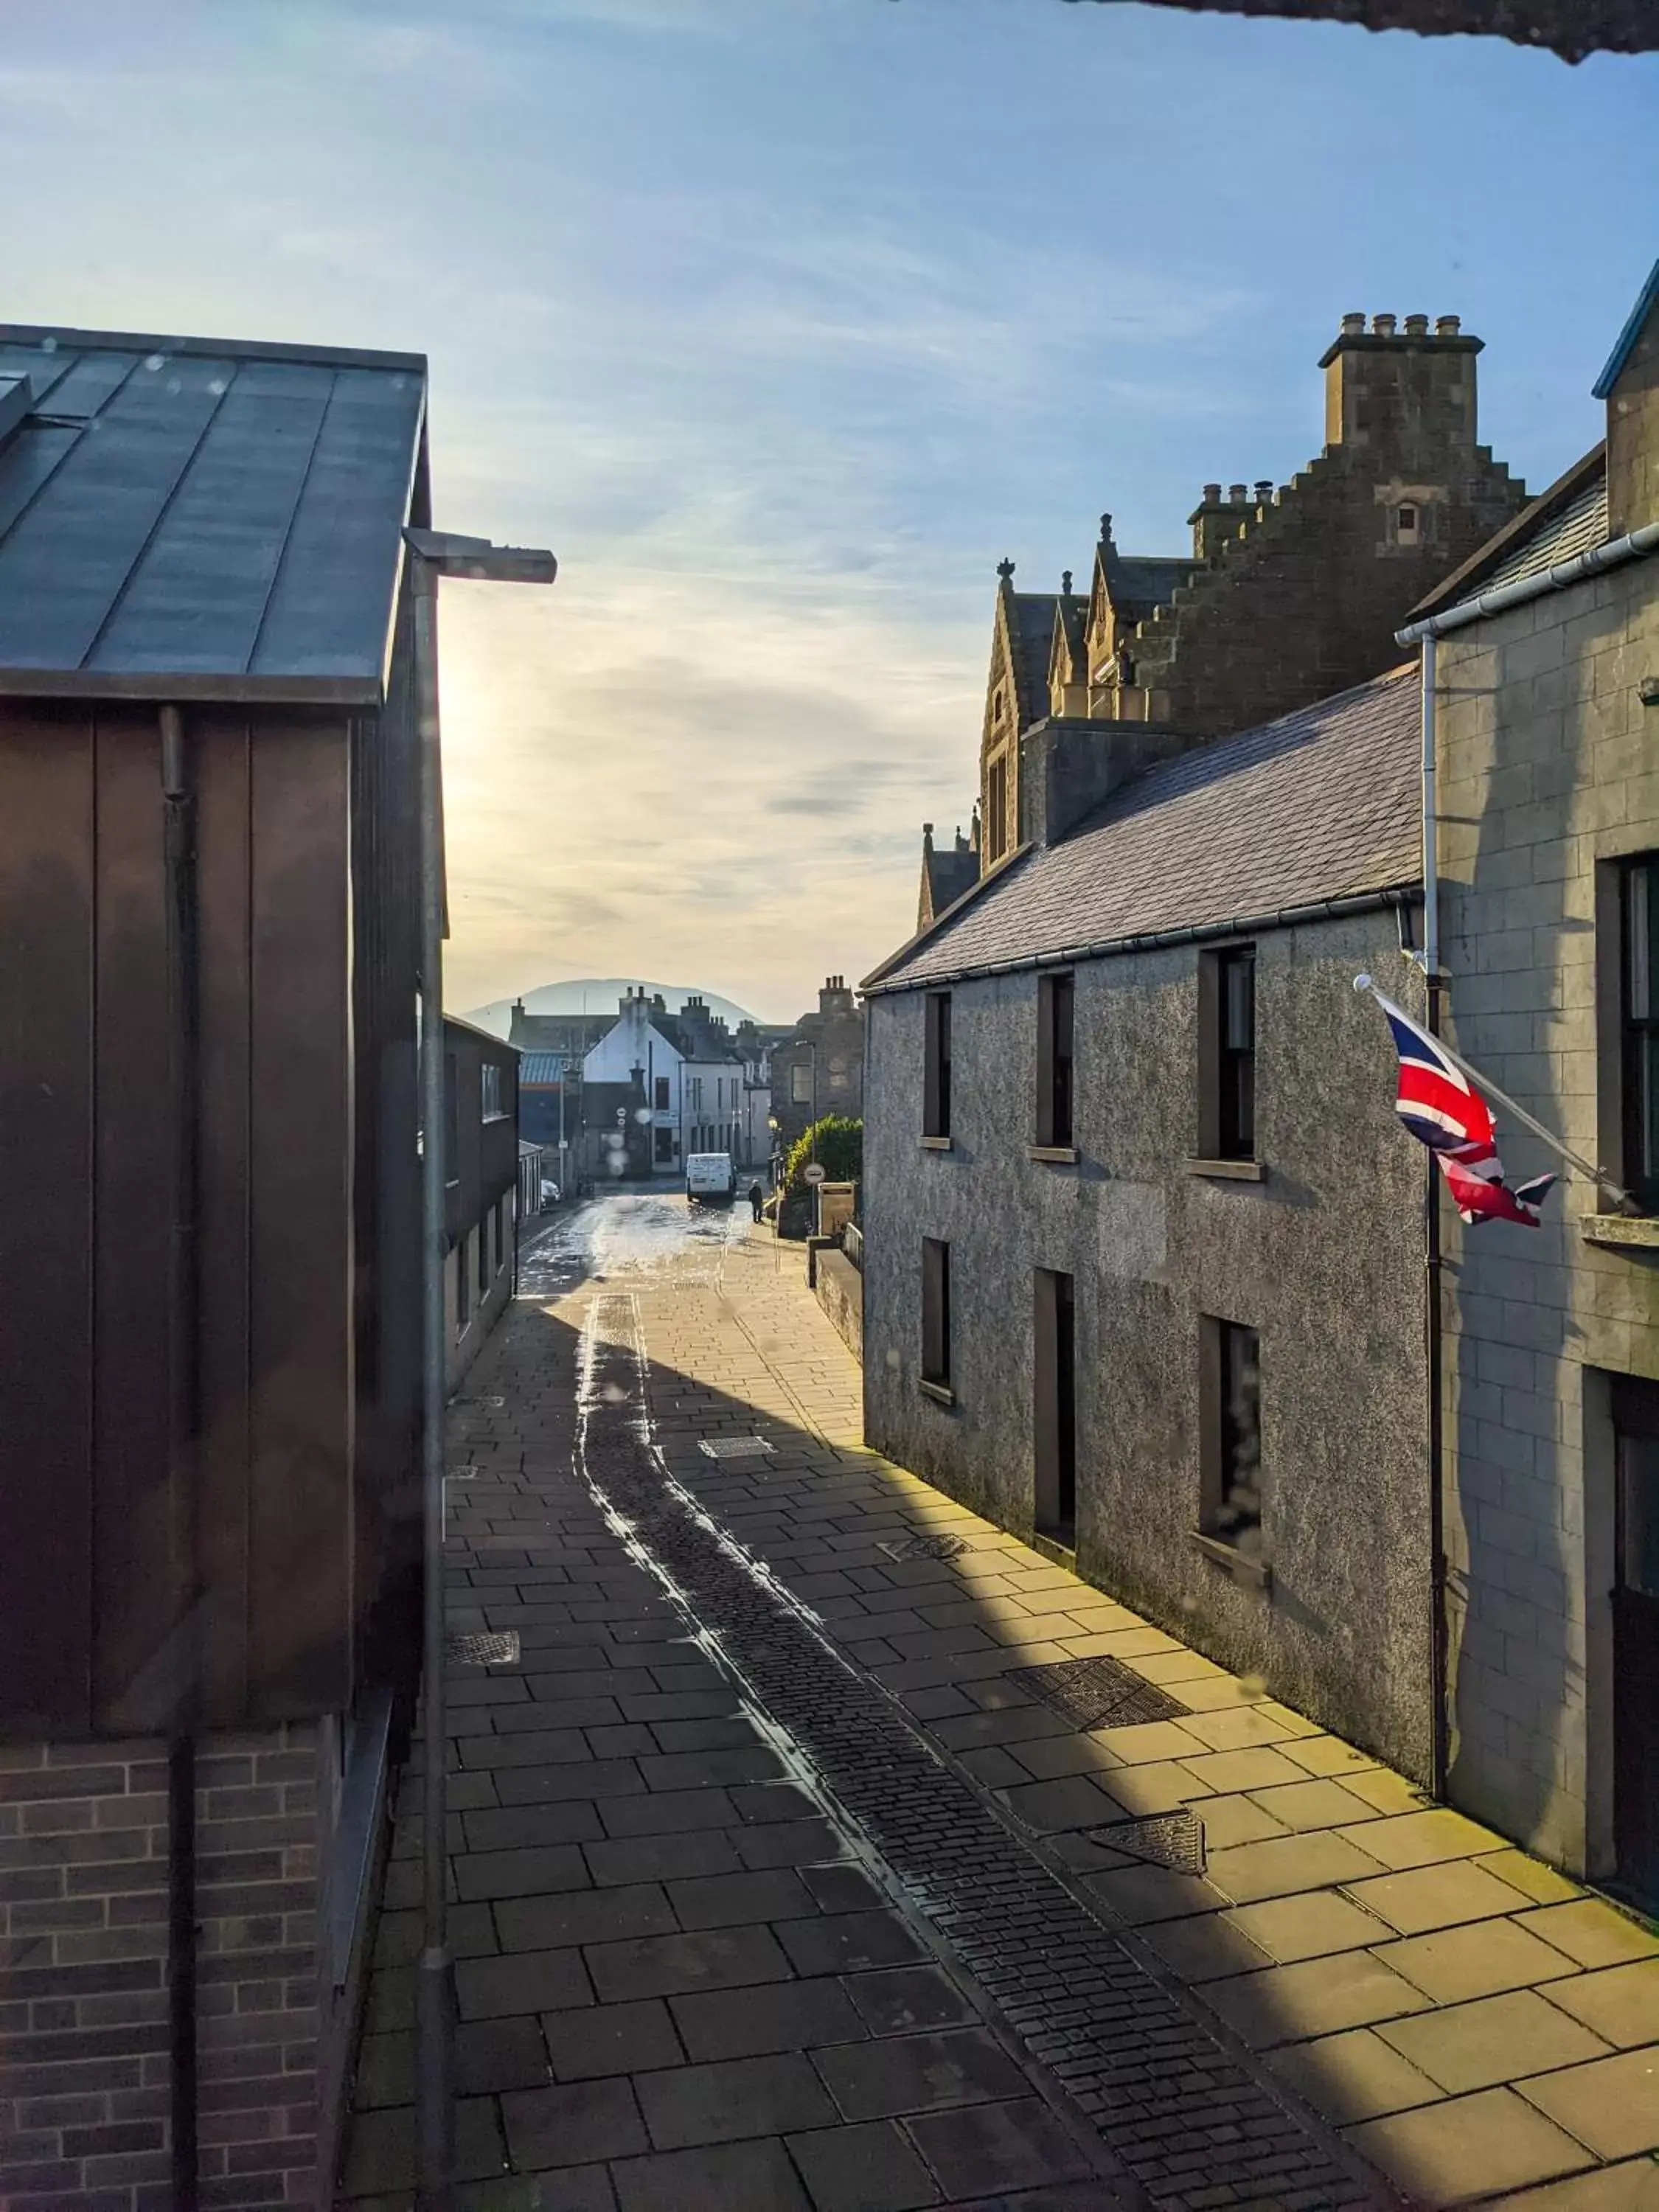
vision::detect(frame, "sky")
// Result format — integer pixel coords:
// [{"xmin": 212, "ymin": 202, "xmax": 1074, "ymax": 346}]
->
[{"xmin": 3, "ymin": 1, "xmax": 1655, "ymax": 1022}]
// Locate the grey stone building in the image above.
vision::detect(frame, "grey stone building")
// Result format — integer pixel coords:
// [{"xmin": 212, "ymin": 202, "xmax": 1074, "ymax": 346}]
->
[
  {"xmin": 1401, "ymin": 259, "xmax": 1659, "ymax": 1903},
  {"xmin": 771, "ymin": 976, "xmax": 866, "ymax": 1158},
  {"xmin": 863, "ymin": 670, "xmax": 1440, "ymax": 1778},
  {"xmin": 917, "ymin": 310, "xmax": 1529, "ymax": 923}
]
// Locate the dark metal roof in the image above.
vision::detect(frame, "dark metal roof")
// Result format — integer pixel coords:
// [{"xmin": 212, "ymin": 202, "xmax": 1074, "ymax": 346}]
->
[
  {"xmin": 0, "ymin": 324, "xmax": 426, "ymax": 702},
  {"xmin": 867, "ymin": 666, "xmax": 1421, "ymax": 993},
  {"xmin": 1594, "ymin": 256, "xmax": 1659, "ymax": 400},
  {"xmin": 519, "ymin": 1053, "xmax": 573, "ymax": 1085},
  {"xmin": 1060, "ymin": 1, "xmax": 1658, "ymax": 63}
]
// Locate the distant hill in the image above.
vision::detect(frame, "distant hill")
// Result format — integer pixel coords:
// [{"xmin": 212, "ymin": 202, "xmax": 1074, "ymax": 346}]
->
[{"xmin": 463, "ymin": 978, "xmax": 759, "ymax": 1039}]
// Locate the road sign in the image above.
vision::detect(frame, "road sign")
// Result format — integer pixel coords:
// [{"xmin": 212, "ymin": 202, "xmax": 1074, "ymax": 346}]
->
[
  {"xmin": 804, "ymin": 1163, "xmax": 826, "ymax": 1184},
  {"xmin": 615, "ymin": 1107, "xmax": 627, "ymax": 1125}
]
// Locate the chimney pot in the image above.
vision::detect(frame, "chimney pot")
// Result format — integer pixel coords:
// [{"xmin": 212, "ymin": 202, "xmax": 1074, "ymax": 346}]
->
[
  {"xmin": 1404, "ymin": 313, "xmax": 1430, "ymax": 337},
  {"xmin": 1436, "ymin": 314, "xmax": 1461, "ymax": 337},
  {"xmin": 1254, "ymin": 479, "xmax": 1273, "ymax": 502},
  {"xmin": 1203, "ymin": 481, "xmax": 1222, "ymax": 504},
  {"xmin": 1228, "ymin": 484, "xmax": 1248, "ymax": 505},
  {"xmin": 1371, "ymin": 313, "xmax": 1397, "ymax": 337},
  {"xmin": 1341, "ymin": 312, "xmax": 1366, "ymax": 336}
]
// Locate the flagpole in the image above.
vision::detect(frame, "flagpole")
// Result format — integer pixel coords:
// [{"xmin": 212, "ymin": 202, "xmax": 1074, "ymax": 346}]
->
[{"xmin": 1354, "ymin": 975, "xmax": 1635, "ymax": 1210}]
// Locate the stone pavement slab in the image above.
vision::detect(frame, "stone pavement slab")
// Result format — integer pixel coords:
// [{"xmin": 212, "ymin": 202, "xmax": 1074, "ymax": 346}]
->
[{"xmin": 340, "ymin": 1200, "xmax": 1659, "ymax": 2211}]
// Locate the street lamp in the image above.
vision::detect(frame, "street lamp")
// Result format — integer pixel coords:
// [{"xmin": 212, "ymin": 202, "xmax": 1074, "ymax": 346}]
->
[{"xmin": 406, "ymin": 526, "xmax": 557, "ymax": 2212}]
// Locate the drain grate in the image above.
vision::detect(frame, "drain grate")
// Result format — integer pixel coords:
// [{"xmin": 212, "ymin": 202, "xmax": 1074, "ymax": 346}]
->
[
  {"xmin": 1095, "ymin": 1810, "xmax": 1207, "ymax": 1875},
  {"xmin": 878, "ymin": 1531, "xmax": 970, "ymax": 1562},
  {"xmin": 698, "ymin": 1436, "xmax": 773, "ymax": 1461},
  {"xmin": 445, "ymin": 1630, "xmax": 521, "ymax": 1667},
  {"xmin": 570, "ymin": 1301, "xmax": 1380, "ymax": 2212},
  {"xmin": 1006, "ymin": 1654, "xmax": 1189, "ymax": 1731}
]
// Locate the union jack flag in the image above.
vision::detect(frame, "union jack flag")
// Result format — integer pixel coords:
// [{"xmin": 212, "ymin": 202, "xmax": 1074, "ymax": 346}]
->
[{"xmin": 1372, "ymin": 989, "xmax": 1555, "ymax": 1228}]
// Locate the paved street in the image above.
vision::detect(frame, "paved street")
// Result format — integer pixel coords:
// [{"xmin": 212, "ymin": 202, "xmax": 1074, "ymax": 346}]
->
[{"xmin": 341, "ymin": 1195, "xmax": 1659, "ymax": 2212}]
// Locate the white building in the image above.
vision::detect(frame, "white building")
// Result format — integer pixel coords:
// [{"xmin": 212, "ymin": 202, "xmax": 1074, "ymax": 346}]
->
[{"xmin": 582, "ymin": 989, "xmax": 751, "ymax": 1177}]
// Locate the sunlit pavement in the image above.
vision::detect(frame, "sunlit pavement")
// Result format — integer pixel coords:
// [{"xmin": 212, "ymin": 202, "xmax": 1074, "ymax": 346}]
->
[{"xmin": 341, "ymin": 1194, "xmax": 1659, "ymax": 2212}]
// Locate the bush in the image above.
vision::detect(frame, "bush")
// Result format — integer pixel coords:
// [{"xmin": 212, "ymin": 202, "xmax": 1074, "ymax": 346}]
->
[{"xmin": 784, "ymin": 1116, "xmax": 862, "ymax": 1192}]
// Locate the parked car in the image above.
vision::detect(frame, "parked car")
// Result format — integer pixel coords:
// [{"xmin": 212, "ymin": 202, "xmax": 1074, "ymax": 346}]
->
[
  {"xmin": 539, "ymin": 1177, "xmax": 561, "ymax": 1209},
  {"xmin": 685, "ymin": 1152, "xmax": 736, "ymax": 1206}
]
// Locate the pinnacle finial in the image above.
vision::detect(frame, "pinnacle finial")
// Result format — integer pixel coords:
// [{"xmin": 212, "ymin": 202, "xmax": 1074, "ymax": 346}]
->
[
  {"xmin": 1061, "ymin": 569, "xmax": 1073, "ymax": 595},
  {"xmin": 996, "ymin": 557, "xmax": 1015, "ymax": 582},
  {"xmin": 1099, "ymin": 512, "xmax": 1113, "ymax": 543}
]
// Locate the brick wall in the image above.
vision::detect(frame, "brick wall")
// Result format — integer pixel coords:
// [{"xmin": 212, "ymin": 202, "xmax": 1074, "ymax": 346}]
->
[
  {"xmin": 1435, "ymin": 551, "xmax": 1659, "ymax": 1875},
  {"xmin": 1, "ymin": 1726, "xmax": 325, "ymax": 2210}
]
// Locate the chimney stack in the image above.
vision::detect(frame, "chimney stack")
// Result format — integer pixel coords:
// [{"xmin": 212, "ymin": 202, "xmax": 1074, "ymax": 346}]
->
[
  {"xmin": 1228, "ymin": 484, "xmax": 1248, "ymax": 506},
  {"xmin": 1322, "ymin": 308, "xmax": 1481, "ymax": 459},
  {"xmin": 1254, "ymin": 479, "xmax": 1274, "ymax": 504}
]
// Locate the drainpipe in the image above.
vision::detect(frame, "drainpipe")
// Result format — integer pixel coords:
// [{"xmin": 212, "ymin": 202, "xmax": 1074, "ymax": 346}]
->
[
  {"xmin": 401, "ymin": 527, "xmax": 556, "ymax": 2212},
  {"xmin": 1419, "ymin": 636, "xmax": 1449, "ymax": 1798},
  {"xmin": 160, "ymin": 703, "xmax": 201, "ymax": 2212},
  {"xmin": 410, "ymin": 554, "xmax": 455, "ymax": 2211}
]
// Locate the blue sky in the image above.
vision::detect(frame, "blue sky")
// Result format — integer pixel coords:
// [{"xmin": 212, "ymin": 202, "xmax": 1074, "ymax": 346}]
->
[{"xmin": 4, "ymin": 0, "xmax": 1655, "ymax": 1018}]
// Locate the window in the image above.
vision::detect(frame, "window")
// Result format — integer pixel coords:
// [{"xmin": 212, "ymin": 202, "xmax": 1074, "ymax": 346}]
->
[
  {"xmin": 654, "ymin": 1126, "xmax": 674, "ymax": 1163},
  {"xmin": 481, "ymin": 1062, "xmax": 506, "ymax": 1120},
  {"xmin": 1397, "ymin": 502, "xmax": 1420, "ymax": 545},
  {"xmin": 654, "ymin": 1075, "xmax": 670, "ymax": 1111},
  {"xmin": 791, "ymin": 1062, "xmax": 813, "ymax": 1106},
  {"xmin": 1623, "ymin": 858, "xmax": 1659, "ymax": 1210},
  {"xmin": 924, "ymin": 992, "xmax": 951, "ymax": 1141},
  {"xmin": 987, "ymin": 754, "xmax": 1009, "ymax": 864},
  {"xmin": 1037, "ymin": 973, "xmax": 1074, "ymax": 1150},
  {"xmin": 921, "ymin": 1238, "xmax": 951, "ymax": 1395},
  {"xmin": 1034, "ymin": 1270, "xmax": 1076, "ymax": 1545},
  {"xmin": 689, "ymin": 1076, "xmax": 703, "ymax": 1111},
  {"xmin": 1203, "ymin": 1319, "xmax": 1262, "ymax": 1559},
  {"xmin": 1201, "ymin": 945, "xmax": 1256, "ymax": 1160}
]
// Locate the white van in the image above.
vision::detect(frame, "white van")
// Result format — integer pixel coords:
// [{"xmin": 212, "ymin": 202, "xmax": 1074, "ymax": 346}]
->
[{"xmin": 685, "ymin": 1152, "xmax": 736, "ymax": 1206}]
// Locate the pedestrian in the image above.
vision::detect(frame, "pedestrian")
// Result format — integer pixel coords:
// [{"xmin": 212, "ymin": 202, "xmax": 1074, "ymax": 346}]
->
[{"xmin": 748, "ymin": 1180, "xmax": 764, "ymax": 1222}]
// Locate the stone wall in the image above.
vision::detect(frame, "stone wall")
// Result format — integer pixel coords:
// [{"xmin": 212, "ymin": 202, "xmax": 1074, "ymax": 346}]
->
[
  {"xmin": 863, "ymin": 908, "xmax": 1434, "ymax": 1778},
  {"xmin": 1434, "ymin": 550, "xmax": 1659, "ymax": 1875},
  {"xmin": 0, "ymin": 1726, "xmax": 328, "ymax": 2208}
]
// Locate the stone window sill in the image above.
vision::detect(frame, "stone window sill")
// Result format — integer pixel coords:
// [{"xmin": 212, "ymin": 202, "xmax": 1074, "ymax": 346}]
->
[
  {"xmin": 1582, "ymin": 1213, "xmax": 1659, "ymax": 1248},
  {"xmin": 918, "ymin": 1378, "xmax": 956, "ymax": 1407},
  {"xmin": 1186, "ymin": 1157, "xmax": 1265, "ymax": 1183},
  {"xmin": 1188, "ymin": 1528, "xmax": 1272, "ymax": 1591},
  {"xmin": 1028, "ymin": 1145, "xmax": 1079, "ymax": 1165},
  {"xmin": 920, "ymin": 1135, "xmax": 953, "ymax": 1152}
]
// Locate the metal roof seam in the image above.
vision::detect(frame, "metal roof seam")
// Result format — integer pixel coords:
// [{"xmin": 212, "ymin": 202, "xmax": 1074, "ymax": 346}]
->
[
  {"xmin": 243, "ymin": 366, "xmax": 340, "ymax": 680},
  {"xmin": 74, "ymin": 357, "xmax": 242, "ymax": 672}
]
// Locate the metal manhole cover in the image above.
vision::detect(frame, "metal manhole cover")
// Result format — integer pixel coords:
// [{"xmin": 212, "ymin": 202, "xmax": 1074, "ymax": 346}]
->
[
  {"xmin": 1006, "ymin": 1655, "xmax": 1188, "ymax": 1731},
  {"xmin": 445, "ymin": 1631, "xmax": 521, "ymax": 1667},
  {"xmin": 1093, "ymin": 1810, "xmax": 1206, "ymax": 1875},
  {"xmin": 878, "ymin": 1532, "xmax": 970, "ymax": 1562},
  {"xmin": 698, "ymin": 1436, "xmax": 773, "ymax": 1461}
]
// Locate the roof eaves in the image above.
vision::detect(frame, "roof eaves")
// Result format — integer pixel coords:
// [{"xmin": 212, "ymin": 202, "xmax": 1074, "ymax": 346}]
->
[
  {"xmin": 0, "ymin": 667, "xmax": 384, "ymax": 706},
  {"xmin": 1593, "ymin": 256, "xmax": 1659, "ymax": 400},
  {"xmin": 867, "ymin": 884, "xmax": 1422, "ymax": 998},
  {"xmin": 1407, "ymin": 443, "xmax": 1604, "ymax": 621},
  {"xmin": 860, "ymin": 844, "xmax": 1034, "ymax": 992}
]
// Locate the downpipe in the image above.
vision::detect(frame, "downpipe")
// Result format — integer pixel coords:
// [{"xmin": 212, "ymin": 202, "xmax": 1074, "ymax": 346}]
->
[
  {"xmin": 161, "ymin": 703, "xmax": 201, "ymax": 2212},
  {"xmin": 412, "ymin": 560, "xmax": 456, "ymax": 2210},
  {"xmin": 1419, "ymin": 639, "xmax": 1449, "ymax": 1800}
]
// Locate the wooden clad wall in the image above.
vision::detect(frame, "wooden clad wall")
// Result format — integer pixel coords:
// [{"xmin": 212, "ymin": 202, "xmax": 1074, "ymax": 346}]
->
[{"xmin": 0, "ymin": 700, "xmax": 358, "ymax": 1736}]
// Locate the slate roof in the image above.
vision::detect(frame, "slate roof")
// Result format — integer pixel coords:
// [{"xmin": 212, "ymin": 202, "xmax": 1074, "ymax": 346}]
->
[
  {"xmin": 867, "ymin": 665, "xmax": 1421, "ymax": 993},
  {"xmin": 520, "ymin": 1054, "xmax": 573, "ymax": 1085},
  {"xmin": 0, "ymin": 324, "xmax": 427, "ymax": 700},
  {"xmin": 1408, "ymin": 444, "xmax": 1607, "ymax": 622},
  {"xmin": 925, "ymin": 843, "xmax": 981, "ymax": 919},
  {"xmin": 1006, "ymin": 591, "xmax": 1058, "ymax": 726},
  {"xmin": 1111, "ymin": 554, "xmax": 1200, "ymax": 616}
]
